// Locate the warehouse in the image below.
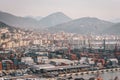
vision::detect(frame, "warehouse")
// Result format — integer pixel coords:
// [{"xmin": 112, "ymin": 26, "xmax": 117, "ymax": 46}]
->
[
  {"xmin": 21, "ymin": 57, "xmax": 34, "ymax": 65},
  {"xmin": 44, "ymin": 64, "xmax": 90, "ymax": 74},
  {"xmin": 49, "ymin": 59, "xmax": 74, "ymax": 66},
  {"xmin": 30, "ymin": 64, "xmax": 55, "ymax": 71}
]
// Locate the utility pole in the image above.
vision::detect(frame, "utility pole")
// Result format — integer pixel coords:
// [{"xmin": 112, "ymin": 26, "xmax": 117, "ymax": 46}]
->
[{"xmin": 103, "ymin": 39, "xmax": 106, "ymax": 52}]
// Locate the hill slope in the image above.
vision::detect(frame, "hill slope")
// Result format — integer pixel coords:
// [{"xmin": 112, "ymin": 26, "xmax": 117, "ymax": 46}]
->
[
  {"xmin": 0, "ymin": 11, "xmax": 41, "ymax": 29},
  {"xmin": 103, "ymin": 23, "xmax": 120, "ymax": 34},
  {"xmin": 0, "ymin": 21, "xmax": 19, "ymax": 32},
  {"xmin": 48, "ymin": 17, "xmax": 114, "ymax": 34}
]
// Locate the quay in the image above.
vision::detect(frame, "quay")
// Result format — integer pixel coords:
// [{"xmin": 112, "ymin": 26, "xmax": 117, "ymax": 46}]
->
[{"xmin": 58, "ymin": 68, "xmax": 120, "ymax": 77}]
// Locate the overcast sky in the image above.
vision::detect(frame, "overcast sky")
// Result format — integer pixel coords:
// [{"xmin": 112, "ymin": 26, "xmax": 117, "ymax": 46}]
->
[{"xmin": 0, "ymin": 0, "xmax": 120, "ymax": 20}]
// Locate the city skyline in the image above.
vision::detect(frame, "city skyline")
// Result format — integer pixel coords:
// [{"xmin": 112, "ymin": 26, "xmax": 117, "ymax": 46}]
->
[{"xmin": 0, "ymin": 0, "xmax": 120, "ymax": 20}]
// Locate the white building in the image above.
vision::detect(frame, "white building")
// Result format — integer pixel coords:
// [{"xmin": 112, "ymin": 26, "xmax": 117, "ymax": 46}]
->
[
  {"xmin": 37, "ymin": 56, "xmax": 49, "ymax": 64},
  {"xmin": 50, "ymin": 59, "xmax": 74, "ymax": 66},
  {"xmin": 21, "ymin": 57, "xmax": 34, "ymax": 65}
]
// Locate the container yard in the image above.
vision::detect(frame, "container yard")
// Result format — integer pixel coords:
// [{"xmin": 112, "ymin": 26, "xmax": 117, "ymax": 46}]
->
[{"xmin": 1, "ymin": 23, "xmax": 120, "ymax": 80}]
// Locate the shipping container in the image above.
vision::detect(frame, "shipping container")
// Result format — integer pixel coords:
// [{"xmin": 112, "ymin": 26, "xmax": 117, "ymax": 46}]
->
[
  {"xmin": 2, "ymin": 60, "xmax": 14, "ymax": 70},
  {"xmin": 0, "ymin": 62, "xmax": 2, "ymax": 70},
  {"xmin": 18, "ymin": 62, "xmax": 27, "ymax": 69},
  {"xmin": 70, "ymin": 54, "xmax": 77, "ymax": 60},
  {"xmin": 6, "ymin": 62, "xmax": 11, "ymax": 70},
  {"xmin": 12, "ymin": 58, "xmax": 18, "ymax": 66},
  {"xmin": 2, "ymin": 62, "xmax": 7, "ymax": 70}
]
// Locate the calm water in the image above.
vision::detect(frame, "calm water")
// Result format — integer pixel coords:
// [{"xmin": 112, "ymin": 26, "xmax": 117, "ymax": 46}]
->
[
  {"xmin": 76, "ymin": 71, "xmax": 120, "ymax": 80},
  {"xmin": 101, "ymin": 71, "xmax": 120, "ymax": 80}
]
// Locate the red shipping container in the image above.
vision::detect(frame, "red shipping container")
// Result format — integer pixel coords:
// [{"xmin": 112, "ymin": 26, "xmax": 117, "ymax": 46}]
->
[
  {"xmin": 0, "ymin": 62, "xmax": 2, "ymax": 70},
  {"xmin": 70, "ymin": 54, "xmax": 77, "ymax": 60}
]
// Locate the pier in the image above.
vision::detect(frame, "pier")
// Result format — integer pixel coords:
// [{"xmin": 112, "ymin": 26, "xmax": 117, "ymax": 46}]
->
[{"xmin": 58, "ymin": 68, "xmax": 120, "ymax": 77}]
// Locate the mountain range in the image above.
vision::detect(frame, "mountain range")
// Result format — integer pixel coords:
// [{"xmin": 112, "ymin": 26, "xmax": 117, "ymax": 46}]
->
[
  {"xmin": 48, "ymin": 17, "xmax": 114, "ymax": 34},
  {"xmin": 110, "ymin": 18, "xmax": 120, "ymax": 23},
  {"xmin": 0, "ymin": 11, "xmax": 120, "ymax": 34},
  {"xmin": 0, "ymin": 11, "xmax": 72, "ymax": 30}
]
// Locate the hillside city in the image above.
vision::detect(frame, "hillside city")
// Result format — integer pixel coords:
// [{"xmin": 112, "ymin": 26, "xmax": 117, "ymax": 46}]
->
[
  {"xmin": 1, "ymin": 0, "xmax": 120, "ymax": 79},
  {"xmin": 0, "ymin": 24, "xmax": 120, "ymax": 80}
]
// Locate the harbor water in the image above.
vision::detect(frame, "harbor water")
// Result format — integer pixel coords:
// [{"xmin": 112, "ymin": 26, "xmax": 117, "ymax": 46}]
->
[
  {"xmin": 101, "ymin": 71, "xmax": 120, "ymax": 80},
  {"xmin": 74, "ymin": 71, "xmax": 120, "ymax": 80}
]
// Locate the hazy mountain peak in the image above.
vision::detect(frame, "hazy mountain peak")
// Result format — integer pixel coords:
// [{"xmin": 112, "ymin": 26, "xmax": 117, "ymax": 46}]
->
[
  {"xmin": 110, "ymin": 18, "xmax": 120, "ymax": 23},
  {"xmin": 39, "ymin": 12, "xmax": 72, "ymax": 27},
  {"xmin": 48, "ymin": 12, "xmax": 69, "ymax": 17},
  {"xmin": 42, "ymin": 12, "xmax": 72, "ymax": 20},
  {"xmin": 80, "ymin": 17, "xmax": 98, "ymax": 19},
  {"xmin": 76, "ymin": 17, "xmax": 101, "ymax": 21}
]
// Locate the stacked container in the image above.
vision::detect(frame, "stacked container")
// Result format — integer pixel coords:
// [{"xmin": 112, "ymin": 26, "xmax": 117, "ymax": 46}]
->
[
  {"xmin": 0, "ymin": 62, "xmax": 2, "ymax": 70},
  {"xmin": 70, "ymin": 54, "xmax": 77, "ymax": 60},
  {"xmin": 2, "ymin": 61, "xmax": 7, "ymax": 70},
  {"xmin": 2, "ymin": 60, "xmax": 14, "ymax": 70}
]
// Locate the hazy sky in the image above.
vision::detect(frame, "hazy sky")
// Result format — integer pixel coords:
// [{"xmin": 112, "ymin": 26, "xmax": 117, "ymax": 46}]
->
[{"xmin": 0, "ymin": 0, "xmax": 120, "ymax": 20}]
